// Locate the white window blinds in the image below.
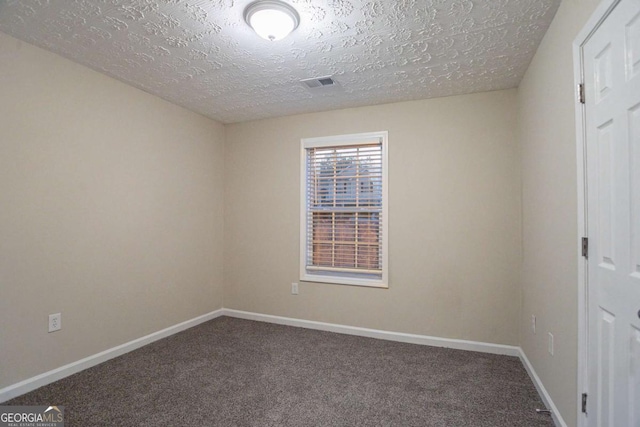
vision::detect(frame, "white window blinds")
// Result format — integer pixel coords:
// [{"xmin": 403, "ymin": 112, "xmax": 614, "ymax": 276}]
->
[{"xmin": 301, "ymin": 132, "xmax": 388, "ymax": 287}]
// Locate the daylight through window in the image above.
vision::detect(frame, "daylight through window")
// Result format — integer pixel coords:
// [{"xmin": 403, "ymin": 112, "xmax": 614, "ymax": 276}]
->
[{"xmin": 300, "ymin": 132, "xmax": 388, "ymax": 288}]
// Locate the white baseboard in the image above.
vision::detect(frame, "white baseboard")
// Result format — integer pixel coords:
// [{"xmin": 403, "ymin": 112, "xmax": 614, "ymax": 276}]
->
[
  {"xmin": 0, "ymin": 308, "xmax": 225, "ymax": 403},
  {"xmin": 2, "ymin": 305, "xmax": 564, "ymax": 427},
  {"xmin": 226, "ymin": 309, "xmax": 568, "ymax": 424},
  {"xmin": 518, "ymin": 348, "xmax": 566, "ymax": 427},
  {"xmin": 222, "ymin": 308, "xmax": 521, "ymax": 357}
]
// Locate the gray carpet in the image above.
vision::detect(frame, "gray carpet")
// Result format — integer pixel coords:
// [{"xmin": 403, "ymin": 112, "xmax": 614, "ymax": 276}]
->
[{"xmin": 6, "ymin": 317, "xmax": 554, "ymax": 426}]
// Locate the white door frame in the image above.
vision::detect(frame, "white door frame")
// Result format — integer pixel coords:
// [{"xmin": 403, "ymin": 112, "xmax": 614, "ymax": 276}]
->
[{"xmin": 573, "ymin": 0, "xmax": 623, "ymax": 426}]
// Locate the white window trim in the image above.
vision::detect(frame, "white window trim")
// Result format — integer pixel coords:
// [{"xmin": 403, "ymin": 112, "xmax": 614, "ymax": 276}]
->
[{"xmin": 299, "ymin": 131, "xmax": 389, "ymax": 288}]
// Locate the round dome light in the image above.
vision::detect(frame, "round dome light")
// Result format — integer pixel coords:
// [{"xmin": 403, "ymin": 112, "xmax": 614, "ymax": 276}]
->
[{"xmin": 244, "ymin": 0, "xmax": 300, "ymax": 41}]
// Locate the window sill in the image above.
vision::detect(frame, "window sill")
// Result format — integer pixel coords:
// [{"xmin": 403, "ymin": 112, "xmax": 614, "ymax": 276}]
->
[{"xmin": 300, "ymin": 273, "xmax": 388, "ymax": 289}]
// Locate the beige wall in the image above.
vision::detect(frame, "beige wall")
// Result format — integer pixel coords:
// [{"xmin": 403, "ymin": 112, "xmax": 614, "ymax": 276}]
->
[
  {"xmin": 517, "ymin": 0, "xmax": 600, "ymax": 425},
  {"xmin": 224, "ymin": 89, "xmax": 521, "ymax": 345},
  {"xmin": 0, "ymin": 33, "xmax": 225, "ymax": 389},
  {"xmin": 1, "ymin": 1, "xmax": 605, "ymax": 421}
]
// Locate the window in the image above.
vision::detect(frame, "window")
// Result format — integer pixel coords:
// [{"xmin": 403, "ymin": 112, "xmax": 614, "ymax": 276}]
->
[{"xmin": 300, "ymin": 131, "xmax": 388, "ymax": 288}]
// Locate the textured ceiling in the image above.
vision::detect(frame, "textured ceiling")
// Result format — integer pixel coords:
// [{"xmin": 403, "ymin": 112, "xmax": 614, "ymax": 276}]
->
[{"xmin": 0, "ymin": 0, "xmax": 560, "ymax": 123}]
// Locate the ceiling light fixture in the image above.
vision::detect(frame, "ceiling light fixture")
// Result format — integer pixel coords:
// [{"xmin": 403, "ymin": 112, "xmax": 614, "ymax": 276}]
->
[{"xmin": 243, "ymin": 0, "xmax": 300, "ymax": 41}]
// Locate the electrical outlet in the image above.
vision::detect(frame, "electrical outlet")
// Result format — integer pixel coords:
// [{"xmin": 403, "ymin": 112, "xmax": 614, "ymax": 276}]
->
[
  {"xmin": 48, "ymin": 313, "xmax": 61, "ymax": 333},
  {"xmin": 548, "ymin": 332, "xmax": 554, "ymax": 356},
  {"xmin": 291, "ymin": 282, "xmax": 299, "ymax": 295},
  {"xmin": 532, "ymin": 315, "xmax": 536, "ymax": 334}
]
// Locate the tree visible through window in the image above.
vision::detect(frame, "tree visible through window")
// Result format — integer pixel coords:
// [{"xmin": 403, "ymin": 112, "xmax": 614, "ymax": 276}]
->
[{"xmin": 301, "ymin": 132, "xmax": 388, "ymax": 288}]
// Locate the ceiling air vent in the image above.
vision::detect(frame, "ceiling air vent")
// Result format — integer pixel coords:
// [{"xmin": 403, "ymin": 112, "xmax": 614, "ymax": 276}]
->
[{"xmin": 301, "ymin": 76, "xmax": 337, "ymax": 89}]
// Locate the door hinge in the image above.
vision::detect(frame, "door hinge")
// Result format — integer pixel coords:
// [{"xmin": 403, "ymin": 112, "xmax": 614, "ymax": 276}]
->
[
  {"xmin": 582, "ymin": 393, "xmax": 588, "ymax": 413},
  {"xmin": 582, "ymin": 237, "xmax": 589, "ymax": 259},
  {"xmin": 578, "ymin": 83, "xmax": 586, "ymax": 104}
]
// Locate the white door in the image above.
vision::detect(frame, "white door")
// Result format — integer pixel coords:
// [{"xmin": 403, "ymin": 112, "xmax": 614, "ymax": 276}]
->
[{"xmin": 583, "ymin": 0, "xmax": 640, "ymax": 425}]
